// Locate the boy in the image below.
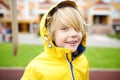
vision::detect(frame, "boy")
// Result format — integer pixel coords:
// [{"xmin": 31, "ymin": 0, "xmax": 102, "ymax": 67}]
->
[{"xmin": 21, "ymin": 1, "xmax": 88, "ymax": 80}]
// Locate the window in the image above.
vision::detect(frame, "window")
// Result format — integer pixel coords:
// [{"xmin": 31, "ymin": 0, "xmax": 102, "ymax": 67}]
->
[
  {"xmin": 114, "ymin": 0, "xmax": 120, "ymax": 3},
  {"xmin": 103, "ymin": 0, "xmax": 111, "ymax": 3}
]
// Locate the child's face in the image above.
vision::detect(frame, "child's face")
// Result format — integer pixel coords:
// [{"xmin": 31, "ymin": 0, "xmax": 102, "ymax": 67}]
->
[{"xmin": 53, "ymin": 25, "xmax": 83, "ymax": 53}]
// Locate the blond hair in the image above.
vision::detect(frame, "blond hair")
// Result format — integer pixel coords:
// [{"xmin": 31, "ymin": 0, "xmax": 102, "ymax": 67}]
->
[{"xmin": 46, "ymin": 7, "xmax": 85, "ymax": 40}]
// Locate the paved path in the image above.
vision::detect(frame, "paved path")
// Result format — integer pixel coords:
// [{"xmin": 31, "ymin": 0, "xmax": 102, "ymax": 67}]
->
[
  {"xmin": 87, "ymin": 34, "xmax": 120, "ymax": 47},
  {"xmin": 18, "ymin": 34, "xmax": 120, "ymax": 48},
  {"xmin": 18, "ymin": 34, "xmax": 43, "ymax": 45}
]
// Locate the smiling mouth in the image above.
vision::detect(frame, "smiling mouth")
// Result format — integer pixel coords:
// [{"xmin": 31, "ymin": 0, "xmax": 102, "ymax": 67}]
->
[{"xmin": 66, "ymin": 41, "xmax": 78, "ymax": 46}]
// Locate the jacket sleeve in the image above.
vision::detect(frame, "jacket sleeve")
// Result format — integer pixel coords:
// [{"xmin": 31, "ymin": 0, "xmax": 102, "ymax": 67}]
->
[
  {"xmin": 85, "ymin": 57, "xmax": 89, "ymax": 80},
  {"xmin": 86, "ymin": 65, "xmax": 89, "ymax": 80},
  {"xmin": 21, "ymin": 64, "xmax": 42, "ymax": 80},
  {"xmin": 82, "ymin": 54, "xmax": 89, "ymax": 80}
]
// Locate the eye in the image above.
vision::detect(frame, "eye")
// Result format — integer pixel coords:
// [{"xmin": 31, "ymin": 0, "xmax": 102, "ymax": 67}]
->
[
  {"xmin": 60, "ymin": 27, "xmax": 68, "ymax": 31},
  {"xmin": 74, "ymin": 27, "xmax": 80, "ymax": 32}
]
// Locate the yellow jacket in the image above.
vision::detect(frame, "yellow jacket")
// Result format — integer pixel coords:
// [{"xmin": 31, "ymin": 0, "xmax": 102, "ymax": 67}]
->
[{"xmin": 21, "ymin": 1, "xmax": 89, "ymax": 80}]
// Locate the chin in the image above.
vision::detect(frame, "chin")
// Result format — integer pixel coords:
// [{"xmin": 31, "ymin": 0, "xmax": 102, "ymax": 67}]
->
[
  {"xmin": 66, "ymin": 46, "xmax": 77, "ymax": 53},
  {"xmin": 71, "ymin": 49, "xmax": 77, "ymax": 53}
]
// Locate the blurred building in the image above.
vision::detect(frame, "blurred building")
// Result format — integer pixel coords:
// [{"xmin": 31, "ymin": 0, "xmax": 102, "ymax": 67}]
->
[
  {"xmin": 87, "ymin": 0, "xmax": 113, "ymax": 34},
  {"xmin": 0, "ymin": 0, "xmax": 57, "ymax": 34},
  {"xmin": 0, "ymin": 0, "xmax": 120, "ymax": 34},
  {"xmin": 111, "ymin": 0, "xmax": 120, "ymax": 34},
  {"xmin": 87, "ymin": 0, "xmax": 120, "ymax": 34}
]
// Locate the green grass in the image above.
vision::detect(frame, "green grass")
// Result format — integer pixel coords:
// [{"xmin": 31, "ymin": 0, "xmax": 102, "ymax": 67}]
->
[
  {"xmin": 0, "ymin": 43, "xmax": 43, "ymax": 67},
  {"xmin": 84, "ymin": 47, "xmax": 120, "ymax": 69},
  {"xmin": 107, "ymin": 33, "xmax": 120, "ymax": 39},
  {"xmin": 0, "ymin": 43, "xmax": 120, "ymax": 69}
]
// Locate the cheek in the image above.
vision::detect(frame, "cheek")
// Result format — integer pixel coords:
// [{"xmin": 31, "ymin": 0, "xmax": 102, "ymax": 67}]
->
[
  {"xmin": 54, "ymin": 32, "xmax": 67, "ymax": 46},
  {"xmin": 55, "ymin": 34, "xmax": 66, "ymax": 42}
]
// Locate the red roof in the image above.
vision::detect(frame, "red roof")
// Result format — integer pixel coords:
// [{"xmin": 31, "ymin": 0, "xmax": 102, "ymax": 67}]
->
[{"xmin": 96, "ymin": 0, "xmax": 108, "ymax": 5}]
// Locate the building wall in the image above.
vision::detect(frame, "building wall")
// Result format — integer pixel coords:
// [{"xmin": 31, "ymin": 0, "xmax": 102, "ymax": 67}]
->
[{"xmin": 1, "ymin": 0, "xmax": 120, "ymax": 34}]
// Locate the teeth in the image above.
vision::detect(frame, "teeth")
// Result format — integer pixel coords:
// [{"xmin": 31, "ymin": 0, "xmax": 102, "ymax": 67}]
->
[{"xmin": 69, "ymin": 41, "xmax": 76, "ymax": 44}]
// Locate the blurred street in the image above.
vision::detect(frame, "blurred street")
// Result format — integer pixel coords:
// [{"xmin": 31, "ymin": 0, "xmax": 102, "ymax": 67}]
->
[
  {"xmin": 87, "ymin": 34, "xmax": 120, "ymax": 48},
  {"xmin": 18, "ymin": 34, "xmax": 43, "ymax": 45}
]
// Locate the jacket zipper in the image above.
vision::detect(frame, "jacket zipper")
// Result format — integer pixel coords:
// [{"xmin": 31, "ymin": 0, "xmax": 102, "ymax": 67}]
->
[{"xmin": 66, "ymin": 54, "xmax": 75, "ymax": 80}]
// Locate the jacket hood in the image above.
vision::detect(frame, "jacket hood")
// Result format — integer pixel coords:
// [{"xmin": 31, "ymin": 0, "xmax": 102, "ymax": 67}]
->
[{"xmin": 40, "ymin": 1, "xmax": 87, "ymax": 61}]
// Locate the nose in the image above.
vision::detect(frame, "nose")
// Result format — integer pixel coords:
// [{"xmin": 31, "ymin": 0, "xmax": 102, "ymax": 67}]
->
[{"xmin": 70, "ymin": 28, "xmax": 78, "ymax": 38}]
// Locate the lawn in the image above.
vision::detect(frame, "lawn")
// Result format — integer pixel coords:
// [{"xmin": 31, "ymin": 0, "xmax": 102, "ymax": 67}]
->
[
  {"xmin": 0, "ymin": 43, "xmax": 43, "ymax": 67},
  {"xmin": 0, "ymin": 43, "xmax": 120, "ymax": 69},
  {"xmin": 84, "ymin": 47, "xmax": 120, "ymax": 69}
]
